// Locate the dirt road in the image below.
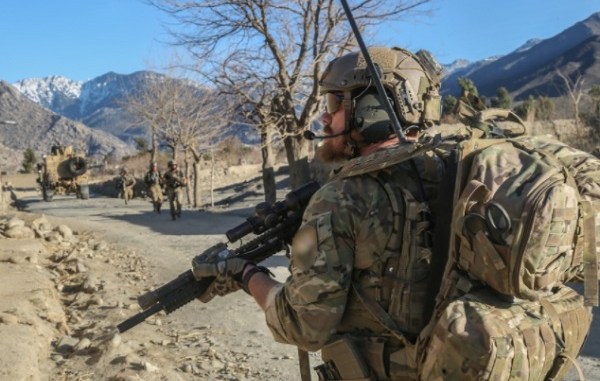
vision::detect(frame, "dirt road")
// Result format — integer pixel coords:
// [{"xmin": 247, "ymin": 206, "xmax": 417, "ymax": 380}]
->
[{"xmin": 3, "ymin": 177, "xmax": 316, "ymax": 380}]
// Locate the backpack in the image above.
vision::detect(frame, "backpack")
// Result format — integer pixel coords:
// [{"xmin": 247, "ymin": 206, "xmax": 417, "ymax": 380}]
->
[
  {"xmin": 324, "ymin": 110, "xmax": 599, "ymax": 381},
  {"xmin": 417, "ymin": 111, "xmax": 600, "ymax": 381},
  {"xmin": 419, "ymin": 286, "xmax": 592, "ymax": 381},
  {"xmin": 450, "ymin": 135, "xmax": 600, "ymax": 305}
]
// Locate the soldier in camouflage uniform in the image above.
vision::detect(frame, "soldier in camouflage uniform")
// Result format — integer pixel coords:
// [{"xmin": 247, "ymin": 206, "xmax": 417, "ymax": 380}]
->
[
  {"xmin": 163, "ymin": 160, "xmax": 187, "ymax": 220},
  {"xmin": 116, "ymin": 167, "xmax": 136, "ymax": 205},
  {"xmin": 144, "ymin": 161, "xmax": 163, "ymax": 214},
  {"xmin": 192, "ymin": 47, "xmax": 446, "ymax": 381}
]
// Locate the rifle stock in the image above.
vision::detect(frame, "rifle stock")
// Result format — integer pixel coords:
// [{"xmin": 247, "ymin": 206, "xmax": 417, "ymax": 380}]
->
[{"xmin": 117, "ymin": 180, "xmax": 320, "ymax": 333}]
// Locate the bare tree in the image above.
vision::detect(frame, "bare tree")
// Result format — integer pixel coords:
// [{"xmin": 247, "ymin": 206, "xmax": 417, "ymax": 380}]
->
[
  {"xmin": 556, "ymin": 69, "xmax": 585, "ymax": 130},
  {"xmin": 123, "ymin": 72, "xmax": 173, "ymax": 163},
  {"xmin": 156, "ymin": 78, "xmax": 226, "ymax": 208},
  {"xmin": 125, "ymin": 72, "xmax": 225, "ymax": 207},
  {"xmin": 148, "ymin": 0, "xmax": 432, "ymax": 201}
]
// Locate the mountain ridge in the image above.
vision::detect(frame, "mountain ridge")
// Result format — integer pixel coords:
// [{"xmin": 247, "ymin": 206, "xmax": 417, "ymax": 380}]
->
[{"xmin": 0, "ymin": 81, "xmax": 133, "ymax": 171}]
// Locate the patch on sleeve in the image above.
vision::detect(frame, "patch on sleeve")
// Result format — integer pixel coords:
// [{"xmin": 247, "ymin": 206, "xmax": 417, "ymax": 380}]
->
[
  {"xmin": 291, "ymin": 212, "xmax": 335, "ymax": 272},
  {"xmin": 291, "ymin": 224, "xmax": 319, "ymax": 272}
]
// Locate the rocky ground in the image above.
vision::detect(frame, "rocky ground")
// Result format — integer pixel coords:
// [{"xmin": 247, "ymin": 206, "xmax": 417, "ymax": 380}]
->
[
  {"xmin": 0, "ymin": 173, "xmax": 318, "ymax": 381},
  {"xmin": 0, "ymin": 173, "xmax": 599, "ymax": 381}
]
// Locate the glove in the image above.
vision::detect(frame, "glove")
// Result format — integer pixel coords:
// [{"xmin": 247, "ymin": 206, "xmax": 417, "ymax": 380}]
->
[{"xmin": 191, "ymin": 243, "xmax": 251, "ymax": 302}]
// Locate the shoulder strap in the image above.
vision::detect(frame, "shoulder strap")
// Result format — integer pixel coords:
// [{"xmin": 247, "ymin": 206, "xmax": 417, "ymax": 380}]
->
[{"xmin": 351, "ymin": 283, "xmax": 411, "ymax": 347}]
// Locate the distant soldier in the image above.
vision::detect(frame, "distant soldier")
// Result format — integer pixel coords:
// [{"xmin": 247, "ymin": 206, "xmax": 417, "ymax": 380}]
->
[
  {"xmin": 116, "ymin": 168, "xmax": 135, "ymax": 205},
  {"xmin": 144, "ymin": 161, "xmax": 163, "ymax": 213},
  {"xmin": 35, "ymin": 154, "xmax": 48, "ymax": 185},
  {"xmin": 163, "ymin": 160, "xmax": 187, "ymax": 220}
]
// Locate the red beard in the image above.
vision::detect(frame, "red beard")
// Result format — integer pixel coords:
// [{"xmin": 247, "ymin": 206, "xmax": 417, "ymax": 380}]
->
[{"xmin": 316, "ymin": 133, "xmax": 350, "ymax": 163}]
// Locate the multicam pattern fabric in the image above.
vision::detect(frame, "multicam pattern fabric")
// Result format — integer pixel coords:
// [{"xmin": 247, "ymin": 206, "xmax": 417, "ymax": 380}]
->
[
  {"xmin": 265, "ymin": 149, "xmax": 446, "ymax": 381},
  {"xmin": 418, "ymin": 134, "xmax": 599, "ymax": 381},
  {"xmin": 420, "ymin": 286, "xmax": 592, "ymax": 381},
  {"xmin": 521, "ymin": 135, "xmax": 600, "ymax": 303},
  {"xmin": 452, "ymin": 136, "xmax": 600, "ymax": 303},
  {"xmin": 265, "ymin": 174, "xmax": 396, "ymax": 352}
]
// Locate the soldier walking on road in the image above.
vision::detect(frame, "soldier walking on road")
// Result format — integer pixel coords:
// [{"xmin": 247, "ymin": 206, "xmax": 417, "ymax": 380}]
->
[
  {"xmin": 163, "ymin": 160, "xmax": 187, "ymax": 220},
  {"xmin": 144, "ymin": 161, "xmax": 163, "ymax": 214},
  {"xmin": 116, "ymin": 168, "xmax": 135, "ymax": 205}
]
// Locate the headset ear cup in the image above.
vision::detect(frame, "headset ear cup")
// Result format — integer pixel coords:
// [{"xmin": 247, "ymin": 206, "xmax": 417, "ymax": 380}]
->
[{"xmin": 352, "ymin": 89, "xmax": 395, "ymax": 143}]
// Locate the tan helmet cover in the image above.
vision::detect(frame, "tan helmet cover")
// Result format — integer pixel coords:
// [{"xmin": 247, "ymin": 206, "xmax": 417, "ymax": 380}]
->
[{"xmin": 320, "ymin": 46, "xmax": 442, "ymax": 128}]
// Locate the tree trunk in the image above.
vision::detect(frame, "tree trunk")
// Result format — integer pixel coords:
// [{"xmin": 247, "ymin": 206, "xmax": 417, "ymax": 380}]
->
[
  {"xmin": 184, "ymin": 151, "xmax": 192, "ymax": 207},
  {"xmin": 261, "ymin": 128, "xmax": 277, "ymax": 204},
  {"xmin": 193, "ymin": 161, "xmax": 201, "ymax": 208},
  {"xmin": 210, "ymin": 149, "xmax": 215, "ymax": 208},
  {"xmin": 151, "ymin": 128, "xmax": 158, "ymax": 163},
  {"xmin": 171, "ymin": 145, "xmax": 178, "ymax": 163},
  {"xmin": 283, "ymin": 132, "xmax": 311, "ymax": 189}
]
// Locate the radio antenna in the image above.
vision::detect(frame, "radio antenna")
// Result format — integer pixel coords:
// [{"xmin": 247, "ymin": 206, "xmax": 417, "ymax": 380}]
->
[{"xmin": 339, "ymin": 0, "xmax": 407, "ymax": 143}]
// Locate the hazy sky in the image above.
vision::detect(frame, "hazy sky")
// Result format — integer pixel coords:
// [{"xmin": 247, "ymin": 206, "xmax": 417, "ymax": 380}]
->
[{"xmin": 1, "ymin": 0, "xmax": 598, "ymax": 83}]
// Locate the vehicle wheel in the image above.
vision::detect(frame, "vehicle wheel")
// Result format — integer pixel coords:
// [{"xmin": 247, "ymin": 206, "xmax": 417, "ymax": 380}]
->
[
  {"xmin": 79, "ymin": 184, "xmax": 90, "ymax": 200},
  {"xmin": 67, "ymin": 157, "xmax": 87, "ymax": 176}
]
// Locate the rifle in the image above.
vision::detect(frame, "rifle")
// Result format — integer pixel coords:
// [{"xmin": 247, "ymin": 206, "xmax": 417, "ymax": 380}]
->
[{"xmin": 117, "ymin": 180, "xmax": 320, "ymax": 333}]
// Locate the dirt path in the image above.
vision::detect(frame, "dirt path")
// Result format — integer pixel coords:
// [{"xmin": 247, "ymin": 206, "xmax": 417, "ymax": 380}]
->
[{"xmin": 1, "ymin": 176, "xmax": 318, "ymax": 381}]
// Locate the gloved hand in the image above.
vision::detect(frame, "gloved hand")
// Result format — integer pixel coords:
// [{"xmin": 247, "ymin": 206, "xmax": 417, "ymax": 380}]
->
[{"xmin": 191, "ymin": 243, "xmax": 251, "ymax": 302}]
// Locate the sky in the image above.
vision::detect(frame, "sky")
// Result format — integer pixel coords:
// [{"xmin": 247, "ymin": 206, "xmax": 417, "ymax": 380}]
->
[{"xmin": 1, "ymin": 0, "xmax": 598, "ymax": 83}]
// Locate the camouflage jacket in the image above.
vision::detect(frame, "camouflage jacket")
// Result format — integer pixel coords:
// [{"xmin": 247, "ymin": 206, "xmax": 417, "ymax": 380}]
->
[
  {"xmin": 144, "ymin": 170, "xmax": 162, "ymax": 186},
  {"xmin": 265, "ymin": 144, "xmax": 449, "ymax": 353},
  {"xmin": 163, "ymin": 169, "xmax": 186, "ymax": 189},
  {"xmin": 117, "ymin": 174, "xmax": 135, "ymax": 188}
]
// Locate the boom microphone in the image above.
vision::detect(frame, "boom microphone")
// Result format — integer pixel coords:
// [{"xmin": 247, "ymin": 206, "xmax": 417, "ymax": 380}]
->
[{"xmin": 303, "ymin": 130, "xmax": 348, "ymax": 140}]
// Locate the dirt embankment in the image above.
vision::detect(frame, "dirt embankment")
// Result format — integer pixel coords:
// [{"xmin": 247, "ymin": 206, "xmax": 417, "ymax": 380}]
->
[
  {"xmin": 0, "ymin": 172, "xmax": 306, "ymax": 381},
  {"xmin": 0, "ymin": 212, "xmax": 302, "ymax": 381}
]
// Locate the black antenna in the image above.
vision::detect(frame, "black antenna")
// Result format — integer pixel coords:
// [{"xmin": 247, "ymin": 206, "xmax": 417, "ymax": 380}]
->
[{"xmin": 339, "ymin": 0, "xmax": 407, "ymax": 143}]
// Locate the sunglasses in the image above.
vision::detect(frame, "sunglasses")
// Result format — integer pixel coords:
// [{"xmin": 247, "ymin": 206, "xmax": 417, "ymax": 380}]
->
[{"xmin": 325, "ymin": 92, "xmax": 344, "ymax": 114}]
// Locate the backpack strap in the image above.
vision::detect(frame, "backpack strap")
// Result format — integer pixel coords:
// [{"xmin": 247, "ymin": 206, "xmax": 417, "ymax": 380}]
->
[
  {"xmin": 351, "ymin": 282, "xmax": 411, "ymax": 347},
  {"xmin": 580, "ymin": 200, "xmax": 599, "ymax": 306}
]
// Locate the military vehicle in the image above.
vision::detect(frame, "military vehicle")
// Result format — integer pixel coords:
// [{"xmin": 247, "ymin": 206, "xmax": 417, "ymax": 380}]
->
[{"xmin": 37, "ymin": 145, "xmax": 90, "ymax": 201}]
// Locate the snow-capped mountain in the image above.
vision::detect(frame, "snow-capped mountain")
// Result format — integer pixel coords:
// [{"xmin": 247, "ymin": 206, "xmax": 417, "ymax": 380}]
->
[
  {"xmin": 13, "ymin": 75, "xmax": 82, "ymax": 114},
  {"xmin": 0, "ymin": 80, "xmax": 132, "ymax": 171}
]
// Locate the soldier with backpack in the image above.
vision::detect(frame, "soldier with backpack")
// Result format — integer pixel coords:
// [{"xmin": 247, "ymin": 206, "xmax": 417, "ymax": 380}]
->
[
  {"xmin": 116, "ymin": 167, "xmax": 135, "ymax": 205},
  {"xmin": 192, "ymin": 46, "xmax": 448, "ymax": 380},
  {"xmin": 163, "ymin": 160, "xmax": 187, "ymax": 220},
  {"xmin": 144, "ymin": 161, "xmax": 163, "ymax": 214},
  {"xmin": 190, "ymin": 43, "xmax": 600, "ymax": 380}
]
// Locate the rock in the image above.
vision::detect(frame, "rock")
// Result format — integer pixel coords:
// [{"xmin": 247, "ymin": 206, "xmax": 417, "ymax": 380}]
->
[
  {"xmin": 6, "ymin": 217, "xmax": 25, "ymax": 229},
  {"xmin": 27, "ymin": 253, "xmax": 39, "ymax": 264},
  {"xmin": 56, "ymin": 335, "xmax": 79, "ymax": 354},
  {"xmin": 31, "ymin": 216, "xmax": 52, "ymax": 232},
  {"xmin": 56, "ymin": 225, "xmax": 73, "ymax": 239},
  {"xmin": 4, "ymin": 225, "xmax": 35, "ymax": 239},
  {"xmin": 74, "ymin": 338, "xmax": 92, "ymax": 352},
  {"xmin": 0, "ymin": 312, "xmax": 18, "ymax": 324},
  {"xmin": 82, "ymin": 275, "xmax": 101, "ymax": 293},
  {"xmin": 75, "ymin": 260, "xmax": 88, "ymax": 273},
  {"xmin": 46, "ymin": 231, "xmax": 63, "ymax": 243},
  {"xmin": 94, "ymin": 241, "xmax": 108, "ymax": 251},
  {"xmin": 142, "ymin": 361, "xmax": 159, "ymax": 372}
]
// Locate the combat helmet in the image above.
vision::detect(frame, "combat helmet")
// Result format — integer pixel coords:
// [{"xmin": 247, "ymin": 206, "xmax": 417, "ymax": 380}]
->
[
  {"xmin": 168, "ymin": 160, "xmax": 176, "ymax": 168},
  {"xmin": 320, "ymin": 46, "xmax": 443, "ymax": 142}
]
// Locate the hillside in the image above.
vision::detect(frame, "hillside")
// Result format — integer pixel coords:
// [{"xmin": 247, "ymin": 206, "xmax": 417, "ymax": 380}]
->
[
  {"xmin": 442, "ymin": 12, "xmax": 600, "ymax": 99},
  {"xmin": 0, "ymin": 81, "xmax": 132, "ymax": 172}
]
